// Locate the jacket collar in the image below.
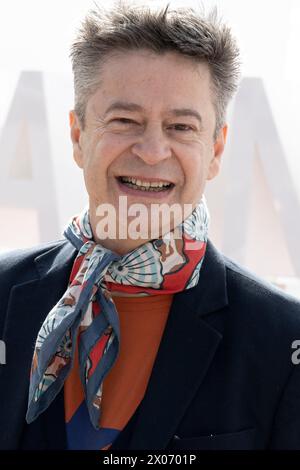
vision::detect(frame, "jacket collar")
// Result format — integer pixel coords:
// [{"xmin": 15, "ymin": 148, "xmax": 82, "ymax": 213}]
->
[{"xmin": 1, "ymin": 238, "xmax": 227, "ymax": 449}]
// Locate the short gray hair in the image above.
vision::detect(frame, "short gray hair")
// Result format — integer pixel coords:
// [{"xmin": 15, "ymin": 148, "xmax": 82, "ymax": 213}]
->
[{"xmin": 70, "ymin": 2, "xmax": 241, "ymax": 138}]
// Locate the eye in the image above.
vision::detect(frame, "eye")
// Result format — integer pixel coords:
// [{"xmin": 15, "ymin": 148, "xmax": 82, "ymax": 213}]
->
[
  {"xmin": 169, "ymin": 124, "xmax": 194, "ymax": 132},
  {"xmin": 112, "ymin": 118, "xmax": 137, "ymax": 124}
]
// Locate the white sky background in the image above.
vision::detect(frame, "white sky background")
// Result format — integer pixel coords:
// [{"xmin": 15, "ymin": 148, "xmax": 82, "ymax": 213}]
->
[{"xmin": 0, "ymin": 0, "xmax": 299, "ymax": 231}]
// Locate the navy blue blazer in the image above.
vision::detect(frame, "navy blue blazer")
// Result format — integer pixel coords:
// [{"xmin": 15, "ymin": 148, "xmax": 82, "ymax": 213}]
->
[{"xmin": 0, "ymin": 238, "xmax": 300, "ymax": 450}]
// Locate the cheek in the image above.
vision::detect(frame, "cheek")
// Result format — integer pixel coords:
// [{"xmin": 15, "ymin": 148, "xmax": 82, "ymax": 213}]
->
[
  {"xmin": 90, "ymin": 133, "xmax": 132, "ymax": 173},
  {"xmin": 82, "ymin": 138, "xmax": 112, "ymax": 176},
  {"xmin": 180, "ymin": 147, "xmax": 207, "ymax": 183},
  {"xmin": 80, "ymin": 140, "xmax": 107, "ymax": 196}
]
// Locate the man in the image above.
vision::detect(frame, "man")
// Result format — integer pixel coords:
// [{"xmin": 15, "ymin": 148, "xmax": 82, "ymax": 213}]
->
[{"xmin": 1, "ymin": 3, "xmax": 300, "ymax": 451}]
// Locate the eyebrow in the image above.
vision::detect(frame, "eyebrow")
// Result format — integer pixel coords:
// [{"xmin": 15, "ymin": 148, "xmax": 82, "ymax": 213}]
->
[
  {"xmin": 171, "ymin": 108, "xmax": 203, "ymax": 126},
  {"xmin": 103, "ymin": 101, "xmax": 202, "ymax": 125},
  {"xmin": 104, "ymin": 101, "xmax": 142, "ymax": 115}
]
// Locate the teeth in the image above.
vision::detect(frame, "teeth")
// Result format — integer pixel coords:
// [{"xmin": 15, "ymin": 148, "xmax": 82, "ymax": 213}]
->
[{"xmin": 120, "ymin": 176, "xmax": 171, "ymax": 189}]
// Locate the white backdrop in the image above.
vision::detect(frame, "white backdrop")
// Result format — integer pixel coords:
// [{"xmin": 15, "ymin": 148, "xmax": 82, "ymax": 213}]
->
[{"xmin": 0, "ymin": 0, "xmax": 299, "ymax": 293}]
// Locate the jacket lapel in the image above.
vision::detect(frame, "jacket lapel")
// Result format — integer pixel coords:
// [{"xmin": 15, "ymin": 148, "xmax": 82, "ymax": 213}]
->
[
  {"xmin": 0, "ymin": 241, "xmax": 77, "ymax": 449},
  {"xmin": 126, "ymin": 240, "xmax": 228, "ymax": 449}
]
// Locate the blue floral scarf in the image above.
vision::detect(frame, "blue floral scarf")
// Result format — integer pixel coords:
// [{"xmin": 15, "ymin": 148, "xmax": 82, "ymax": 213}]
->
[{"xmin": 26, "ymin": 196, "xmax": 210, "ymax": 429}]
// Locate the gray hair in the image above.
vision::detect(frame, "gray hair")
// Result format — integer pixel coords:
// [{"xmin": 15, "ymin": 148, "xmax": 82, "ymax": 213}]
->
[{"xmin": 70, "ymin": 2, "xmax": 241, "ymax": 138}]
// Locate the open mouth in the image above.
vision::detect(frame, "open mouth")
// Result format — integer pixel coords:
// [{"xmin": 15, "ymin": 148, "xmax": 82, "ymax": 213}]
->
[{"xmin": 117, "ymin": 176, "xmax": 175, "ymax": 192}]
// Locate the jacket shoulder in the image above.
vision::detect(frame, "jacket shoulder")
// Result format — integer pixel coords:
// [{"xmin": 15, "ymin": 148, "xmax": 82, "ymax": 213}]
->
[
  {"xmin": 223, "ymin": 254, "xmax": 300, "ymax": 333},
  {"xmin": 0, "ymin": 240, "xmax": 68, "ymax": 334},
  {"xmin": 0, "ymin": 239, "xmax": 67, "ymax": 280}
]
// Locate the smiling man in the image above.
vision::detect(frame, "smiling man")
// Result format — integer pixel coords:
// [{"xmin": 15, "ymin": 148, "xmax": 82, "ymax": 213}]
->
[
  {"xmin": 1, "ymin": 2, "xmax": 300, "ymax": 453},
  {"xmin": 70, "ymin": 47, "xmax": 224, "ymax": 254}
]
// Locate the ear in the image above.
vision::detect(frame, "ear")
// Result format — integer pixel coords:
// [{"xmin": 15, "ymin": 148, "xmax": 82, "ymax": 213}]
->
[
  {"xmin": 207, "ymin": 125, "xmax": 227, "ymax": 181},
  {"xmin": 69, "ymin": 110, "xmax": 84, "ymax": 169}
]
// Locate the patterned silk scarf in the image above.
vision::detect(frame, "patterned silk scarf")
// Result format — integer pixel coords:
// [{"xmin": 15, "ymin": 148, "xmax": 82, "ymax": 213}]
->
[{"xmin": 26, "ymin": 196, "xmax": 210, "ymax": 430}]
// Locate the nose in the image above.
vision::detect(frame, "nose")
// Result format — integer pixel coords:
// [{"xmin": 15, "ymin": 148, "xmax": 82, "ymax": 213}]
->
[{"xmin": 131, "ymin": 123, "xmax": 172, "ymax": 165}]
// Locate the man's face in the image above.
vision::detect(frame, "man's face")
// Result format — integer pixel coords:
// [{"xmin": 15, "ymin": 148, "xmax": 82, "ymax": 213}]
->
[{"xmin": 70, "ymin": 50, "xmax": 226, "ymax": 254}]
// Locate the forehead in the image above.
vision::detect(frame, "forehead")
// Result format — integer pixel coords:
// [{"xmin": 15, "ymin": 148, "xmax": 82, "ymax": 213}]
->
[{"xmin": 88, "ymin": 50, "xmax": 214, "ymax": 114}]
